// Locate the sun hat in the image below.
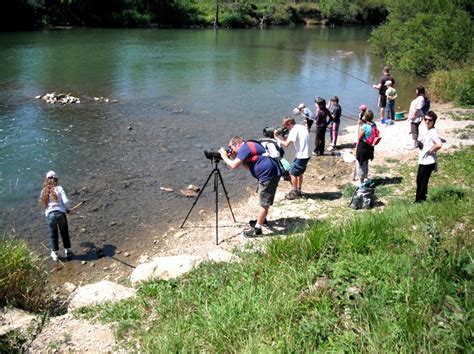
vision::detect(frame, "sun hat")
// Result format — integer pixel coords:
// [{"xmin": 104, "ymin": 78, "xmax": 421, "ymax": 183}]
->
[
  {"xmin": 359, "ymin": 104, "xmax": 367, "ymax": 111},
  {"xmin": 46, "ymin": 171, "xmax": 58, "ymax": 179},
  {"xmin": 298, "ymin": 103, "xmax": 305, "ymax": 109}
]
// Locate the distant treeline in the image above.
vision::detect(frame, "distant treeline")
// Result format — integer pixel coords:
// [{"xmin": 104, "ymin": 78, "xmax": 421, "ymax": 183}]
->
[{"xmin": 0, "ymin": 0, "xmax": 389, "ymax": 30}]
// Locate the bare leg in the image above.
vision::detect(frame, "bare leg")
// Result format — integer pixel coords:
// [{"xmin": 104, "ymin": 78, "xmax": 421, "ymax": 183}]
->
[{"xmin": 257, "ymin": 206, "xmax": 269, "ymax": 225}]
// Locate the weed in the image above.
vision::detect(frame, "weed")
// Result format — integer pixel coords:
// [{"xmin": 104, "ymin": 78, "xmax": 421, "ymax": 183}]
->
[
  {"xmin": 385, "ymin": 158, "xmax": 398, "ymax": 164},
  {"xmin": 342, "ymin": 183, "xmax": 357, "ymax": 198}
]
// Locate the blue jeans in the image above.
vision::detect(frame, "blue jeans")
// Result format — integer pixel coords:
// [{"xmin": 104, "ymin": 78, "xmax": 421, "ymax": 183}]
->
[
  {"xmin": 47, "ymin": 211, "xmax": 71, "ymax": 251},
  {"xmin": 386, "ymin": 100, "xmax": 395, "ymax": 120}
]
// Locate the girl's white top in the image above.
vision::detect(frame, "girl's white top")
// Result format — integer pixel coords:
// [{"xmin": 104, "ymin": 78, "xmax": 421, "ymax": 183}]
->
[
  {"xmin": 408, "ymin": 96, "xmax": 425, "ymax": 123},
  {"xmin": 44, "ymin": 186, "xmax": 70, "ymax": 216},
  {"xmin": 419, "ymin": 128, "xmax": 441, "ymax": 165}
]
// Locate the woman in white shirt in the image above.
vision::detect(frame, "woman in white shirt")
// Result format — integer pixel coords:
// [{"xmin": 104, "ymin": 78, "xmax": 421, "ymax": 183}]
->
[
  {"xmin": 415, "ymin": 111, "xmax": 442, "ymax": 202},
  {"xmin": 408, "ymin": 85, "xmax": 427, "ymax": 149}
]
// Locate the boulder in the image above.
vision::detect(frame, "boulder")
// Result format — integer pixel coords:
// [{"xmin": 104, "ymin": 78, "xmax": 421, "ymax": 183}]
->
[
  {"xmin": 207, "ymin": 249, "xmax": 235, "ymax": 263},
  {"xmin": 0, "ymin": 308, "xmax": 38, "ymax": 337},
  {"xmin": 68, "ymin": 280, "xmax": 136, "ymax": 310},
  {"xmin": 130, "ymin": 255, "xmax": 203, "ymax": 286}
]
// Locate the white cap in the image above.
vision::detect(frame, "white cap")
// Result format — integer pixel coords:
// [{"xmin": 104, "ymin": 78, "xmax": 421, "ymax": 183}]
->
[
  {"xmin": 46, "ymin": 171, "xmax": 58, "ymax": 179},
  {"xmin": 385, "ymin": 80, "xmax": 392, "ymax": 86},
  {"xmin": 298, "ymin": 103, "xmax": 305, "ymax": 109}
]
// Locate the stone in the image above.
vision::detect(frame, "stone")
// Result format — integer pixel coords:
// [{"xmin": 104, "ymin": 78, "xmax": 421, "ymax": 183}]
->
[
  {"xmin": 207, "ymin": 249, "xmax": 235, "ymax": 263},
  {"xmin": 160, "ymin": 187, "xmax": 174, "ymax": 192},
  {"xmin": 130, "ymin": 255, "xmax": 203, "ymax": 286},
  {"xmin": 81, "ymin": 261, "xmax": 87, "ymax": 265},
  {"xmin": 180, "ymin": 189, "xmax": 198, "ymax": 197},
  {"xmin": 68, "ymin": 280, "xmax": 137, "ymax": 310},
  {"xmin": 0, "ymin": 308, "xmax": 38, "ymax": 337},
  {"xmin": 123, "ymin": 252, "xmax": 130, "ymax": 257},
  {"xmin": 187, "ymin": 184, "xmax": 200, "ymax": 192},
  {"xmin": 62, "ymin": 282, "xmax": 77, "ymax": 294}
]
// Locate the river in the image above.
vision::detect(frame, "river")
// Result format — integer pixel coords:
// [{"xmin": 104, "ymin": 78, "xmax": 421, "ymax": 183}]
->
[{"xmin": 0, "ymin": 27, "xmax": 417, "ymax": 261}]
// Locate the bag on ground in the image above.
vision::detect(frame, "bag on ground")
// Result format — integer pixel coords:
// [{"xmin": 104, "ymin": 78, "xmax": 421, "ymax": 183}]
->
[{"xmin": 349, "ymin": 186, "xmax": 376, "ymax": 209}]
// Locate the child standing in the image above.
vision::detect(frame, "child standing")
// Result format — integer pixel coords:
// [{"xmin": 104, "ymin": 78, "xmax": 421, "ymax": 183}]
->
[
  {"xmin": 39, "ymin": 171, "xmax": 72, "ymax": 261},
  {"xmin": 385, "ymin": 80, "xmax": 397, "ymax": 122}
]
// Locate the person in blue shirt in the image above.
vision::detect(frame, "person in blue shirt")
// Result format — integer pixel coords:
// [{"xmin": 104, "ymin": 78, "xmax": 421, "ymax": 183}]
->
[{"xmin": 219, "ymin": 137, "xmax": 281, "ymax": 237}]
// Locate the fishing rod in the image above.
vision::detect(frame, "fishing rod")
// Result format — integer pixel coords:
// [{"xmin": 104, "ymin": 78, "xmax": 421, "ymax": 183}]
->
[{"xmin": 341, "ymin": 113, "xmax": 359, "ymax": 122}]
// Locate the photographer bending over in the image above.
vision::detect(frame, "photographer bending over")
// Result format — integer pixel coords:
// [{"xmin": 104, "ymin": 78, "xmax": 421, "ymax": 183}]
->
[
  {"xmin": 219, "ymin": 137, "xmax": 281, "ymax": 237},
  {"xmin": 274, "ymin": 117, "xmax": 310, "ymax": 200}
]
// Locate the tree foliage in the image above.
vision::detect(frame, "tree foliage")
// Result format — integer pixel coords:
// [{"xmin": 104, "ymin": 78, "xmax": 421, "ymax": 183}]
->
[{"xmin": 370, "ymin": 0, "xmax": 472, "ymax": 76}]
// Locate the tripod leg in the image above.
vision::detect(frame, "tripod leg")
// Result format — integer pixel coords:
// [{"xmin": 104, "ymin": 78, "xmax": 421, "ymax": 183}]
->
[
  {"xmin": 180, "ymin": 168, "xmax": 216, "ymax": 229},
  {"xmin": 214, "ymin": 171, "xmax": 219, "ymax": 245},
  {"xmin": 216, "ymin": 168, "xmax": 237, "ymax": 222}
]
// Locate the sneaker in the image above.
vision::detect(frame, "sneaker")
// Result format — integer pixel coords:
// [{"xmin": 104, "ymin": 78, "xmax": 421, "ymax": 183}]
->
[
  {"xmin": 64, "ymin": 248, "xmax": 72, "ymax": 260},
  {"xmin": 51, "ymin": 250, "xmax": 58, "ymax": 261},
  {"xmin": 243, "ymin": 226, "xmax": 262, "ymax": 238},
  {"xmin": 285, "ymin": 190, "xmax": 301, "ymax": 200},
  {"xmin": 249, "ymin": 219, "xmax": 268, "ymax": 227}
]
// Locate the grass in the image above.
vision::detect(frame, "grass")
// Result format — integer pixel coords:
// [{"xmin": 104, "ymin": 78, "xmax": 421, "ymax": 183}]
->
[{"xmin": 81, "ymin": 147, "xmax": 473, "ymax": 352}]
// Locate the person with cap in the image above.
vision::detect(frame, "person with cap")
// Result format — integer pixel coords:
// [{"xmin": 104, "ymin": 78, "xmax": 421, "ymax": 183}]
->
[
  {"xmin": 328, "ymin": 96, "xmax": 342, "ymax": 151},
  {"xmin": 39, "ymin": 171, "xmax": 72, "ymax": 261},
  {"xmin": 358, "ymin": 104, "xmax": 368, "ymax": 126},
  {"xmin": 274, "ymin": 116, "xmax": 310, "ymax": 200},
  {"xmin": 297, "ymin": 103, "xmax": 314, "ymax": 132},
  {"xmin": 385, "ymin": 80, "xmax": 397, "ymax": 122},
  {"xmin": 372, "ymin": 66, "xmax": 395, "ymax": 121}
]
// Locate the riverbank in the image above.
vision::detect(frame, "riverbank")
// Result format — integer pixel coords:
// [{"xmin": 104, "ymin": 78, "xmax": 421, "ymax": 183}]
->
[{"xmin": 52, "ymin": 103, "xmax": 473, "ymax": 286}]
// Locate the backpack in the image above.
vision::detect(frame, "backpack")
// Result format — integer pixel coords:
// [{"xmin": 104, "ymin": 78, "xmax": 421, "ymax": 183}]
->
[
  {"xmin": 422, "ymin": 96, "xmax": 430, "ymax": 114},
  {"xmin": 247, "ymin": 140, "xmax": 289, "ymax": 176},
  {"xmin": 349, "ymin": 186, "xmax": 376, "ymax": 209},
  {"xmin": 365, "ymin": 123, "xmax": 381, "ymax": 146}
]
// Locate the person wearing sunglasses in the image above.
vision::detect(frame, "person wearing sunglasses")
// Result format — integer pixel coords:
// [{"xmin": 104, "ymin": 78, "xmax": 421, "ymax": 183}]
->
[{"xmin": 415, "ymin": 111, "xmax": 443, "ymax": 203}]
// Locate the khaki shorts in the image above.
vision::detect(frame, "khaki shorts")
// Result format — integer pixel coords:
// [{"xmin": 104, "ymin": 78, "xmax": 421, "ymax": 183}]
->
[{"xmin": 258, "ymin": 176, "xmax": 280, "ymax": 207}]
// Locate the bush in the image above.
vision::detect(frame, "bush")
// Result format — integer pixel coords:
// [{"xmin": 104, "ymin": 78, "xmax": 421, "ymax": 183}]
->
[
  {"xmin": 0, "ymin": 237, "xmax": 51, "ymax": 312},
  {"xmin": 455, "ymin": 67, "xmax": 474, "ymax": 107},
  {"xmin": 371, "ymin": 6, "xmax": 472, "ymax": 76},
  {"xmin": 428, "ymin": 66, "xmax": 474, "ymax": 106}
]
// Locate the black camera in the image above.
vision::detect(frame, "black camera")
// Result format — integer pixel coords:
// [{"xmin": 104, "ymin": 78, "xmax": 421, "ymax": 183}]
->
[
  {"xmin": 263, "ymin": 126, "xmax": 288, "ymax": 139},
  {"xmin": 204, "ymin": 146, "xmax": 232, "ymax": 160}
]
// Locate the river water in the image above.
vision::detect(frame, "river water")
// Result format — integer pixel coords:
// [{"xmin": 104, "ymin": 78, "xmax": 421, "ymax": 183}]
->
[{"xmin": 0, "ymin": 27, "xmax": 416, "ymax": 257}]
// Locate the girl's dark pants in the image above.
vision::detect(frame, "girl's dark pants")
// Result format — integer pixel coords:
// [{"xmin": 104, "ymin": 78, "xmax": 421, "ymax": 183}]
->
[
  {"xmin": 314, "ymin": 126, "xmax": 326, "ymax": 155},
  {"xmin": 415, "ymin": 163, "xmax": 436, "ymax": 202},
  {"xmin": 47, "ymin": 211, "xmax": 71, "ymax": 251}
]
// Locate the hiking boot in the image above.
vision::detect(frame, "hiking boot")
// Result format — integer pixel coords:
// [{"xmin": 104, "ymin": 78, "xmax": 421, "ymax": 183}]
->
[
  {"xmin": 249, "ymin": 219, "xmax": 268, "ymax": 227},
  {"xmin": 243, "ymin": 226, "xmax": 263, "ymax": 238},
  {"xmin": 51, "ymin": 250, "xmax": 59, "ymax": 261},
  {"xmin": 285, "ymin": 190, "xmax": 301, "ymax": 200},
  {"xmin": 64, "ymin": 248, "xmax": 73, "ymax": 260}
]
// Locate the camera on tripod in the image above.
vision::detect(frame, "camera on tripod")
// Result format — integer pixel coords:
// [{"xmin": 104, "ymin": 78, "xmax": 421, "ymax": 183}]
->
[
  {"xmin": 263, "ymin": 126, "xmax": 288, "ymax": 139},
  {"xmin": 204, "ymin": 146, "xmax": 232, "ymax": 161}
]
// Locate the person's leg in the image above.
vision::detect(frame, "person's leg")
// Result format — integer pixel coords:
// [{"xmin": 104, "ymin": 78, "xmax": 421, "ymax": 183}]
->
[
  {"xmin": 57, "ymin": 213, "xmax": 71, "ymax": 249},
  {"xmin": 389, "ymin": 100, "xmax": 395, "ymax": 120},
  {"xmin": 47, "ymin": 213, "xmax": 59, "ymax": 252},
  {"xmin": 357, "ymin": 160, "xmax": 368, "ymax": 184},
  {"xmin": 411, "ymin": 122, "xmax": 420, "ymax": 147},
  {"xmin": 306, "ymin": 119, "xmax": 313, "ymax": 132},
  {"xmin": 415, "ymin": 164, "xmax": 435, "ymax": 202},
  {"xmin": 332, "ymin": 121, "xmax": 339, "ymax": 147},
  {"xmin": 257, "ymin": 206, "xmax": 269, "ymax": 225},
  {"xmin": 319, "ymin": 127, "xmax": 326, "ymax": 154}
]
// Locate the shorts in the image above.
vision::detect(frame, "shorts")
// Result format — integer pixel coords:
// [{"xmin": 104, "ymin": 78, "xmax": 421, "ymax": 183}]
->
[
  {"xmin": 378, "ymin": 94, "xmax": 387, "ymax": 108},
  {"xmin": 258, "ymin": 175, "xmax": 280, "ymax": 207},
  {"xmin": 290, "ymin": 158, "xmax": 310, "ymax": 177}
]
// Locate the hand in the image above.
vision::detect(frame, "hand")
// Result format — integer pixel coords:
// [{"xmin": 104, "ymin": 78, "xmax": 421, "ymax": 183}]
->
[
  {"xmin": 274, "ymin": 130, "xmax": 279, "ymax": 138},
  {"xmin": 218, "ymin": 147, "xmax": 228, "ymax": 159}
]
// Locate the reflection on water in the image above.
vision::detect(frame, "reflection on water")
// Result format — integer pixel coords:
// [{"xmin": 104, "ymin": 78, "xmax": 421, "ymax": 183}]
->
[{"xmin": 0, "ymin": 27, "xmax": 417, "ymax": 256}]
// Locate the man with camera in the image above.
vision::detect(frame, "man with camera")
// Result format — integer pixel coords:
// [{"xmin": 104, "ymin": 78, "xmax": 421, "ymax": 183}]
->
[
  {"xmin": 219, "ymin": 137, "xmax": 281, "ymax": 237},
  {"xmin": 273, "ymin": 116, "xmax": 310, "ymax": 200}
]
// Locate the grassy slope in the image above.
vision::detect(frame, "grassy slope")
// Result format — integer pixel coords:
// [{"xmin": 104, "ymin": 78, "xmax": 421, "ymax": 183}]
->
[{"xmin": 81, "ymin": 146, "xmax": 473, "ymax": 352}]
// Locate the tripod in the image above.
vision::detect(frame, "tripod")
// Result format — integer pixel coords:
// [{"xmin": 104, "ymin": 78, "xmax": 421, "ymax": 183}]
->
[{"xmin": 180, "ymin": 157, "xmax": 236, "ymax": 245}]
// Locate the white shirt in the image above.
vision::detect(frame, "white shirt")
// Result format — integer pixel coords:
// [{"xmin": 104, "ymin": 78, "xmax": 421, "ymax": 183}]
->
[
  {"xmin": 419, "ymin": 128, "xmax": 441, "ymax": 165},
  {"xmin": 287, "ymin": 124, "xmax": 310, "ymax": 159},
  {"xmin": 408, "ymin": 96, "xmax": 425, "ymax": 123},
  {"xmin": 44, "ymin": 186, "xmax": 70, "ymax": 216}
]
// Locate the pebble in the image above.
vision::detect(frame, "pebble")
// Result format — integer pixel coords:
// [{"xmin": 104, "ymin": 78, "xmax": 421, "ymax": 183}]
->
[
  {"xmin": 160, "ymin": 187, "xmax": 174, "ymax": 192},
  {"xmin": 123, "ymin": 252, "xmax": 130, "ymax": 257},
  {"xmin": 89, "ymin": 263, "xmax": 95, "ymax": 267},
  {"xmin": 81, "ymin": 261, "xmax": 87, "ymax": 265},
  {"xmin": 116, "ymin": 250, "xmax": 121, "ymax": 254}
]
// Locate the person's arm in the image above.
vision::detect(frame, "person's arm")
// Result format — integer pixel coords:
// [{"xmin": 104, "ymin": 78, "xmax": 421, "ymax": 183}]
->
[
  {"xmin": 219, "ymin": 148, "xmax": 243, "ymax": 169},
  {"xmin": 429, "ymin": 137, "xmax": 442, "ymax": 154},
  {"xmin": 59, "ymin": 187, "xmax": 71, "ymax": 213},
  {"xmin": 356, "ymin": 126, "xmax": 365, "ymax": 146},
  {"xmin": 274, "ymin": 132, "xmax": 292, "ymax": 147}
]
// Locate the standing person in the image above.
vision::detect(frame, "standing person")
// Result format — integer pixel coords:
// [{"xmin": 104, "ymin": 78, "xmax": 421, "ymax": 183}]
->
[
  {"xmin": 355, "ymin": 110, "xmax": 376, "ymax": 186},
  {"xmin": 219, "ymin": 137, "xmax": 281, "ymax": 237},
  {"xmin": 313, "ymin": 97, "xmax": 332, "ymax": 156},
  {"xmin": 328, "ymin": 96, "xmax": 342, "ymax": 150},
  {"xmin": 385, "ymin": 80, "xmax": 397, "ymax": 122},
  {"xmin": 372, "ymin": 66, "xmax": 395, "ymax": 121},
  {"xmin": 39, "ymin": 171, "xmax": 72, "ymax": 261},
  {"xmin": 297, "ymin": 103, "xmax": 314, "ymax": 132},
  {"xmin": 408, "ymin": 85, "xmax": 427, "ymax": 149},
  {"xmin": 274, "ymin": 116, "xmax": 310, "ymax": 200},
  {"xmin": 415, "ymin": 111, "xmax": 443, "ymax": 203}
]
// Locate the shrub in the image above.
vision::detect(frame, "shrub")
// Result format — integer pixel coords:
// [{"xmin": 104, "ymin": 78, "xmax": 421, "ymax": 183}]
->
[
  {"xmin": 0, "ymin": 237, "xmax": 51, "ymax": 312},
  {"xmin": 455, "ymin": 67, "xmax": 474, "ymax": 107}
]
